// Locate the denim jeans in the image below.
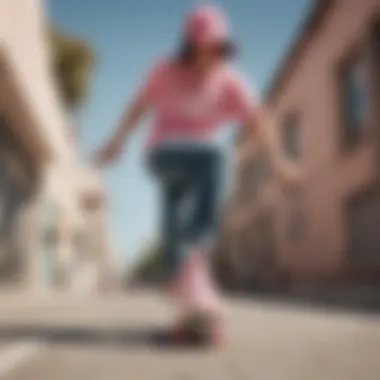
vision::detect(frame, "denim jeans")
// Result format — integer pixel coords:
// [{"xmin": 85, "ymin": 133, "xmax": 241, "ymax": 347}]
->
[{"xmin": 148, "ymin": 144, "xmax": 222, "ymax": 279}]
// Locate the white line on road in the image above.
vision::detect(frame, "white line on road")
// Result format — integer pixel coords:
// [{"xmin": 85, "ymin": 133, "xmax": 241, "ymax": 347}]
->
[{"xmin": 0, "ymin": 342, "xmax": 43, "ymax": 378}]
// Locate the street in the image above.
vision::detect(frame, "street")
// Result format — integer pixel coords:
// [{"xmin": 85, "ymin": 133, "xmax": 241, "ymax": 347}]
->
[{"xmin": 0, "ymin": 291, "xmax": 379, "ymax": 380}]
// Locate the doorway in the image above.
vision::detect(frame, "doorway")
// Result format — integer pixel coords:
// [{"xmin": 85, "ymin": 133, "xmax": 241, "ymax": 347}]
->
[{"xmin": 0, "ymin": 116, "xmax": 37, "ymax": 286}]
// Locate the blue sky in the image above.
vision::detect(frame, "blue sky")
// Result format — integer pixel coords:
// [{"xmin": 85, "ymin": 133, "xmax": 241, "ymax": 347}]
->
[{"xmin": 48, "ymin": 0, "xmax": 311, "ymax": 267}]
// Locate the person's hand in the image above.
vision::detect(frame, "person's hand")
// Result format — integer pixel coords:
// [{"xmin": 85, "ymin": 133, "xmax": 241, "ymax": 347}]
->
[
  {"xmin": 226, "ymin": 211, "xmax": 246, "ymax": 234},
  {"xmin": 93, "ymin": 138, "xmax": 123, "ymax": 167},
  {"xmin": 274, "ymin": 161, "xmax": 303, "ymax": 188},
  {"xmin": 234, "ymin": 142, "xmax": 254, "ymax": 167}
]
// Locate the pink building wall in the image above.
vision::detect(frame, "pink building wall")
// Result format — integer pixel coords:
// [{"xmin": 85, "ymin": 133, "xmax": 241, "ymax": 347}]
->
[{"xmin": 270, "ymin": 0, "xmax": 380, "ymax": 280}]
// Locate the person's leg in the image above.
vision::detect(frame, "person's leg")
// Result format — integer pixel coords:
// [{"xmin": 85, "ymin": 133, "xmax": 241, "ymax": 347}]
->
[
  {"xmin": 185, "ymin": 148, "xmax": 222, "ymax": 251},
  {"xmin": 161, "ymin": 179, "xmax": 187, "ymax": 280},
  {"xmin": 148, "ymin": 146, "xmax": 223, "ymax": 299},
  {"xmin": 148, "ymin": 147, "xmax": 191, "ymax": 284},
  {"xmin": 174, "ymin": 148, "xmax": 225, "ymax": 311}
]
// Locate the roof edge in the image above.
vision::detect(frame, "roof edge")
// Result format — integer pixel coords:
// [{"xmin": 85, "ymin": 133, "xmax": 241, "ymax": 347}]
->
[{"xmin": 264, "ymin": 0, "xmax": 335, "ymax": 106}]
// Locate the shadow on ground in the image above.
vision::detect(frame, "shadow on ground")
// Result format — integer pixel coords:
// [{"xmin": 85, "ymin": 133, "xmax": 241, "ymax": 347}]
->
[
  {"xmin": 0, "ymin": 324, "xmax": 214, "ymax": 350},
  {"xmin": 227, "ymin": 287, "xmax": 380, "ymax": 316}
]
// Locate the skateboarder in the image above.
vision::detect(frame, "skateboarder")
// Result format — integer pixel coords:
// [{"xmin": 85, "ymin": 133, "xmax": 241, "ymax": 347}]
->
[{"xmin": 94, "ymin": 5, "xmax": 296, "ymax": 331}]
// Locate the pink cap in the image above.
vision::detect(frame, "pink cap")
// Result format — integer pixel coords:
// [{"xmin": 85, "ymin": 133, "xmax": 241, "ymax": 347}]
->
[{"xmin": 184, "ymin": 5, "xmax": 230, "ymax": 46}]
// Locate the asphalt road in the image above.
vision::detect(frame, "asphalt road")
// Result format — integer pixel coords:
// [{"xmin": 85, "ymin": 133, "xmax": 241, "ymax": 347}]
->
[{"xmin": 0, "ymin": 290, "xmax": 379, "ymax": 380}]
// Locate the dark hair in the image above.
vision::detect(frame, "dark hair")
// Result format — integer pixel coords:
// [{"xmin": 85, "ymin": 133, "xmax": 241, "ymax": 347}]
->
[{"xmin": 177, "ymin": 38, "xmax": 237, "ymax": 65}]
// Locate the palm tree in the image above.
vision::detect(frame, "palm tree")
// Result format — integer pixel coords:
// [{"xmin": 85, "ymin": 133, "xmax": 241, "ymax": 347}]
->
[
  {"xmin": 49, "ymin": 26, "xmax": 95, "ymax": 112},
  {"xmin": 133, "ymin": 241, "xmax": 164, "ymax": 283}
]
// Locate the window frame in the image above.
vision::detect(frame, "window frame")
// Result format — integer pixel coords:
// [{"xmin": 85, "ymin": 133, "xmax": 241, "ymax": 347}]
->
[
  {"xmin": 337, "ymin": 42, "xmax": 371, "ymax": 151},
  {"xmin": 282, "ymin": 112, "xmax": 301, "ymax": 161},
  {"xmin": 286, "ymin": 188, "xmax": 306, "ymax": 243},
  {"xmin": 345, "ymin": 186, "xmax": 380, "ymax": 265}
]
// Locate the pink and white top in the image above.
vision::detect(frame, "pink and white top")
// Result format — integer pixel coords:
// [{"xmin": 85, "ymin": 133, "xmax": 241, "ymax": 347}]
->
[{"xmin": 137, "ymin": 58, "xmax": 258, "ymax": 149}]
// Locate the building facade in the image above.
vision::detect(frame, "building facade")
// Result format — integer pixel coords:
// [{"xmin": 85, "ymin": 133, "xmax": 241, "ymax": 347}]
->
[
  {"xmin": 219, "ymin": 0, "xmax": 380, "ymax": 289},
  {"xmin": 0, "ymin": 0, "xmax": 115, "ymax": 292},
  {"xmin": 73, "ymin": 168, "xmax": 118, "ymax": 293}
]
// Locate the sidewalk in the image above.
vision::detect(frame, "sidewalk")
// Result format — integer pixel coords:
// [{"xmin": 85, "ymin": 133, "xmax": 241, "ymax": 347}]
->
[
  {"xmin": 252, "ymin": 284, "xmax": 380, "ymax": 315},
  {"xmin": 0, "ymin": 287, "xmax": 104, "ymax": 307}
]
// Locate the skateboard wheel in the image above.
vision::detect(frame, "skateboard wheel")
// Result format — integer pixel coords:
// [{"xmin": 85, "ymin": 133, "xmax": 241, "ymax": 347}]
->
[{"xmin": 172, "ymin": 325, "xmax": 190, "ymax": 342}]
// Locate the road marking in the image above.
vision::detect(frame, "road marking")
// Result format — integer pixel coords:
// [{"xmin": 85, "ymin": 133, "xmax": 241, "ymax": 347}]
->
[{"xmin": 0, "ymin": 342, "xmax": 43, "ymax": 378}]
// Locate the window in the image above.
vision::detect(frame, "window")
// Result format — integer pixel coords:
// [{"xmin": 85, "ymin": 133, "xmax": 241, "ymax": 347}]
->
[
  {"xmin": 255, "ymin": 153, "xmax": 270, "ymax": 184},
  {"xmin": 286, "ymin": 190, "xmax": 306, "ymax": 241},
  {"xmin": 370, "ymin": 19, "xmax": 380, "ymax": 174},
  {"xmin": 339, "ymin": 51, "xmax": 369, "ymax": 147},
  {"xmin": 283, "ymin": 115, "xmax": 300, "ymax": 160},
  {"xmin": 347, "ymin": 189, "xmax": 380, "ymax": 264},
  {"xmin": 244, "ymin": 153, "xmax": 271, "ymax": 197},
  {"xmin": 0, "ymin": 116, "xmax": 35, "ymax": 181},
  {"xmin": 256, "ymin": 212, "xmax": 275, "ymax": 258},
  {"xmin": 371, "ymin": 19, "xmax": 380, "ymax": 62}
]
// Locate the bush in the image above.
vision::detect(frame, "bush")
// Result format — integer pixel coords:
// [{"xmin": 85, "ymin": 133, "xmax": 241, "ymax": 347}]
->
[{"xmin": 133, "ymin": 242, "xmax": 164, "ymax": 282}]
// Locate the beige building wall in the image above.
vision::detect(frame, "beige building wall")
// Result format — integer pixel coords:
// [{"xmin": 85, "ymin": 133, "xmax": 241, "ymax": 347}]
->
[
  {"xmin": 72, "ymin": 168, "xmax": 118, "ymax": 293},
  {"xmin": 0, "ymin": 0, "xmax": 112, "ymax": 292}
]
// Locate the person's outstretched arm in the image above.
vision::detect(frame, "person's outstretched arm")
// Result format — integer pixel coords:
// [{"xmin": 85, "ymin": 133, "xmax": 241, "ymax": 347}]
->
[
  {"xmin": 94, "ymin": 59, "xmax": 166, "ymax": 166},
  {"xmin": 227, "ymin": 71, "xmax": 299, "ymax": 184},
  {"xmin": 94, "ymin": 98, "xmax": 147, "ymax": 166},
  {"xmin": 241, "ymin": 107, "xmax": 295, "ymax": 183}
]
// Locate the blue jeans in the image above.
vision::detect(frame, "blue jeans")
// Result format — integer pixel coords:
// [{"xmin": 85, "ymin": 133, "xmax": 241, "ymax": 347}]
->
[{"xmin": 148, "ymin": 144, "xmax": 222, "ymax": 279}]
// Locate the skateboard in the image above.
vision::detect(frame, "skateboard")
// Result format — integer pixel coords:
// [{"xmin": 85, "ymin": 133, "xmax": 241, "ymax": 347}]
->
[{"xmin": 172, "ymin": 309, "xmax": 225, "ymax": 346}]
